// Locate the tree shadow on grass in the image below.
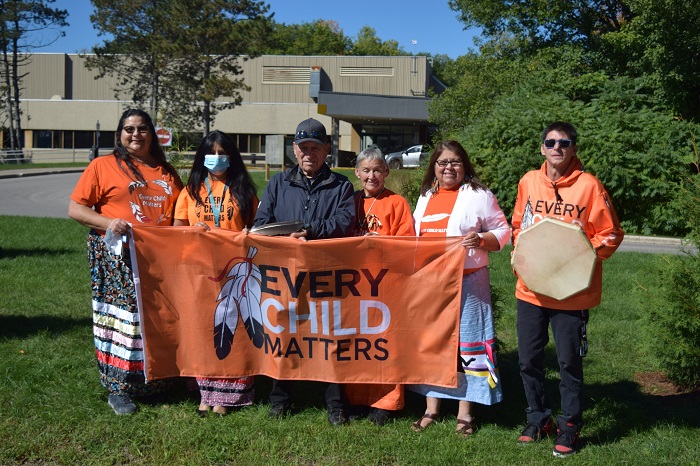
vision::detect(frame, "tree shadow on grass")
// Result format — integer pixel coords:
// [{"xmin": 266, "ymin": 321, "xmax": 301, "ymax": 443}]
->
[
  {"xmin": 582, "ymin": 379, "xmax": 700, "ymax": 447},
  {"xmin": 0, "ymin": 314, "xmax": 92, "ymax": 339},
  {"xmin": 150, "ymin": 347, "xmax": 700, "ymax": 445},
  {"xmin": 0, "ymin": 247, "xmax": 80, "ymax": 259}
]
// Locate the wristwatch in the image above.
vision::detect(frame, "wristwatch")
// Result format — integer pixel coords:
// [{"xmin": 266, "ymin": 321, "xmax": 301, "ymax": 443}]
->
[
  {"xmin": 477, "ymin": 233, "xmax": 485, "ymax": 248},
  {"xmin": 303, "ymin": 223, "xmax": 312, "ymax": 238}
]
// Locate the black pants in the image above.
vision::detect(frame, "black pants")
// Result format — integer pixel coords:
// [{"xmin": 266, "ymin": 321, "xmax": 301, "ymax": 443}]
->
[
  {"xmin": 517, "ymin": 299, "xmax": 585, "ymax": 431},
  {"xmin": 269, "ymin": 379, "xmax": 344, "ymax": 409}
]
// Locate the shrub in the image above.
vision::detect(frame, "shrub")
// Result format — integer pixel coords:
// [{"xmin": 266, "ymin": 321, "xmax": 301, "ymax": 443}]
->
[
  {"xmin": 643, "ymin": 159, "xmax": 700, "ymax": 390},
  {"xmin": 644, "ymin": 253, "xmax": 700, "ymax": 390}
]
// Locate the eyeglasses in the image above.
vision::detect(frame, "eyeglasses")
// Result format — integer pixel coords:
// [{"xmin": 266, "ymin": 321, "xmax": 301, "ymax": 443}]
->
[
  {"xmin": 295, "ymin": 130, "xmax": 325, "ymax": 141},
  {"xmin": 435, "ymin": 159, "xmax": 463, "ymax": 168},
  {"xmin": 543, "ymin": 138, "xmax": 573, "ymax": 149},
  {"xmin": 123, "ymin": 125, "xmax": 150, "ymax": 135}
]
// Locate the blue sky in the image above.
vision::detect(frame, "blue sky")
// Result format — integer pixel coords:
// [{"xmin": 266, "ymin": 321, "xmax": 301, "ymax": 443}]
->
[{"xmin": 33, "ymin": 0, "xmax": 480, "ymax": 59}]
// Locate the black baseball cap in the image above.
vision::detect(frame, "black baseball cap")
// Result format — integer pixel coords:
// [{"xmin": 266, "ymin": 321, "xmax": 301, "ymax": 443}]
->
[{"xmin": 294, "ymin": 118, "xmax": 327, "ymax": 145}]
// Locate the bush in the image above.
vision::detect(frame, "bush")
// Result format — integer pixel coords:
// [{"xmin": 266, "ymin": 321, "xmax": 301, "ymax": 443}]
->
[
  {"xmin": 643, "ymin": 166, "xmax": 700, "ymax": 390},
  {"xmin": 433, "ymin": 45, "xmax": 700, "ymax": 236},
  {"xmin": 644, "ymin": 253, "xmax": 700, "ymax": 390}
]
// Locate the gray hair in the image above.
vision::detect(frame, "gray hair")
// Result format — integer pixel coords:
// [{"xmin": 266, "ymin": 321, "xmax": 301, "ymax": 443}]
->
[{"xmin": 355, "ymin": 147, "xmax": 387, "ymax": 168}]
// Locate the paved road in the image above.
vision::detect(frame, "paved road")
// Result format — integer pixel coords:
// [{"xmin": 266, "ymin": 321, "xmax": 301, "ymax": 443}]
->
[
  {"xmin": 0, "ymin": 170, "xmax": 82, "ymax": 218},
  {"xmin": 0, "ymin": 169, "xmax": 695, "ymax": 255}
]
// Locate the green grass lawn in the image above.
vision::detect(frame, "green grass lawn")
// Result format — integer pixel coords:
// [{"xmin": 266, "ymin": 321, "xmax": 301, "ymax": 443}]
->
[{"xmin": 1, "ymin": 215, "xmax": 698, "ymax": 465}]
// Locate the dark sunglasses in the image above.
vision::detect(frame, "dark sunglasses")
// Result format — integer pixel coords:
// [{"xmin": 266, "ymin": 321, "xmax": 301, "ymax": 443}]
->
[
  {"xmin": 123, "ymin": 125, "xmax": 150, "ymax": 135},
  {"xmin": 295, "ymin": 130, "xmax": 324, "ymax": 141},
  {"xmin": 543, "ymin": 138, "xmax": 572, "ymax": 149}
]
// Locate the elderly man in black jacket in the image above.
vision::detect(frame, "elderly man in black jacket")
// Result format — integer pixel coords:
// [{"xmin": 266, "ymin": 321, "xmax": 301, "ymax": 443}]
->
[{"xmin": 253, "ymin": 117, "xmax": 355, "ymax": 425}]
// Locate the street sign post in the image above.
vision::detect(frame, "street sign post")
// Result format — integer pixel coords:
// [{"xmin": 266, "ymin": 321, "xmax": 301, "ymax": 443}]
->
[{"xmin": 156, "ymin": 127, "xmax": 173, "ymax": 147}]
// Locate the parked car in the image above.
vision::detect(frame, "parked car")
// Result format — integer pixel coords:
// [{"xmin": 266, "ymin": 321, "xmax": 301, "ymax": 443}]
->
[{"xmin": 384, "ymin": 145, "xmax": 429, "ymax": 169}]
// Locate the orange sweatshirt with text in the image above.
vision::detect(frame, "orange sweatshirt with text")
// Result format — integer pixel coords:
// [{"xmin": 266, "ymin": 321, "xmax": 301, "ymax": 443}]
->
[{"xmin": 511, "ymin": 157, "xmax": 624, "ymax": 310}]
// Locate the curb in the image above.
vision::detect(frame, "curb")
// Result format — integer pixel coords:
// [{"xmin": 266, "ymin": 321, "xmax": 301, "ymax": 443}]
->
[
  {"xmin": 623, "ymin": 235, "xmax": 686, "ymax": 246},
  {"xmin": 0, "ymin": 167, "xmax": 85, "ymax": 179}
]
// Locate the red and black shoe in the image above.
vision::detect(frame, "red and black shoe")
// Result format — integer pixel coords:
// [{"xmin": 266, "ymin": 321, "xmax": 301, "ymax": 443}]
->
[
  {"xmin": 553, "ymin": 423, "xmax": 580, "ymax": 457},
  {"xmin": 517, "ymin": 417, "xmax": 555, "ymax": 443}
]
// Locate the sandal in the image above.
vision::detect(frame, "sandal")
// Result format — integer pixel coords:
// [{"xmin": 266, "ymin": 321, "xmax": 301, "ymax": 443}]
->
[
  {"xmin": 455, "ymin": 418, "xmax": 475, "ymax": 437},
  {"xmin": 411, "ymin": 413, "xmax": 437, "ymax": 432}
]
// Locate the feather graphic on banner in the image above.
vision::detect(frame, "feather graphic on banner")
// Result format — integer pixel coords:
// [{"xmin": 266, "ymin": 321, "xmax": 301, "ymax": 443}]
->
[
  {"xmin": 212, "ymin": 247, "xmax": 265, "ymax": 359},
  {"xmin": 213, "ymin": 266, "xmax": 241, "ymax": 360},
  {"xmin": 231, "ymin": 247, "xmax": 265, "ymax": 348}
]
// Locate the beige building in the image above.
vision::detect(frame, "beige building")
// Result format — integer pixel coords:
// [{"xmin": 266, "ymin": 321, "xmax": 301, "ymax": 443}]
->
[{"xmin": 3, "ymin": 53, "xmax": 444, "ymax": 166}]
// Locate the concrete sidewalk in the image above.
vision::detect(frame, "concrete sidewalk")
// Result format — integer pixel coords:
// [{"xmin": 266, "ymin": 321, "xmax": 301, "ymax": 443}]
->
[{"xmin": 0, "ymin": 166, "xmax": 86, "ymax": 179}]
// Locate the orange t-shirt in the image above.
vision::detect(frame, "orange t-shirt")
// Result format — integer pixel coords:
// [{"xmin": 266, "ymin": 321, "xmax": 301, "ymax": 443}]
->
[
  {"xmin": 174, "ymin": 179, "xmax": 258, "ymax": 231},
  {"xmin": 417, "ymin": 188, "xmax": 460, "ymax": 237},
  {"xmin": 70, "ymin": 155, "xmax": 183, "ymax": 231},
  {"xmin": 354, "ymin": 189, "xmax": 415, "ymax": 237}
]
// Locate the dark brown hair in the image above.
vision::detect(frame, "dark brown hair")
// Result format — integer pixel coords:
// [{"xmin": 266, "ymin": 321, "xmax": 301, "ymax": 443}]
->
[
  {"xmin": 420, "ymin": 140, "xmax": 487, "ymax": 196},
  {"xmin": 185, "ymin": 130, "xmax": 258, "ymax": 228},
  {"xmin": 113, "ymin": 108, "xmax": 179, "ymax": 182}
]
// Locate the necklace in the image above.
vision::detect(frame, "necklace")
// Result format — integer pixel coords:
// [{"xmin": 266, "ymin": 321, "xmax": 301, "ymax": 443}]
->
[
  {"xmin": 205, "ymin": 177, "xmax": 228, "ymax": 228},
  {"xmin": 357, "ymin": 187, "xmax": 385, "ymax": 230}
]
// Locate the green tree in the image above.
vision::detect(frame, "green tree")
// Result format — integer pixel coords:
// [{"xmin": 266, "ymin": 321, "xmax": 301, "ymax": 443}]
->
[
  {"xmin": 0, "ymin": 0, "xmax": 67, "ymax": 153},
  {"xmin": 644, "ymin": 154, "xmax": 700, "ymax": 389},
  {"xmin": 449, "ymin": 46, "xmax": 696, "ymax": 235},
  {"xmin": 86, "ymin": 0, "xmax": 270, "ymax": 132},
  {"xmin": 448, "ymin": 0, "xmax": 632, "ymax": 53},
  {"xmin": 266, "ymin": 19, "xmax": 350, "ymax": 55},
  {"xmin": 158, "ymin": 0, "xmax": 271, "ymax": 134},
  {"xmin": 602, "ymin": 0, "xmax": 700, "ymax": 120},
  {"xmin": 86, "ymin": 0, "xmax": 173, "ymax": 118},
  {"xmin": 428, "ymin": 39, "xmax": 529, "ymax": 140},
  {"xmin": 350, "ymin": 26, "xmax": 404, "ymax": 56},
  {"xmin": 425, "ymin": 53, "xmax": 453, "ymax": 87}
]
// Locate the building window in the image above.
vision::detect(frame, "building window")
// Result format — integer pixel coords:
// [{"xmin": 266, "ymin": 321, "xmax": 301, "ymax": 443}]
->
[
  {"xmin": 361, "ymin": 124, "xmax": 420, "ymax": 155},
  {"xmin": 74, "ymin": 131, "xmax": 92, "ymax": 149},
  {"xmin": 249, "ymin": 135, "xmax": 261, "ymax": 153},
  {"xmin": 237, "ymin": 134, "xmax": 249, "ymax": 152},
  {"xmin": 98, "ymin": 131, "xmax": 114, "ymax": 149},
  {"xmin": 33, "ymin": 130, "xmax": 53, "ymax": 148}
]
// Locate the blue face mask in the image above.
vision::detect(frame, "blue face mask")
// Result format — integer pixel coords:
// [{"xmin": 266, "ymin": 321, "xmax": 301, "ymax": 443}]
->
[{"xmin": 204, "ymin": 154, "xmax": 230, "ymax": 175}]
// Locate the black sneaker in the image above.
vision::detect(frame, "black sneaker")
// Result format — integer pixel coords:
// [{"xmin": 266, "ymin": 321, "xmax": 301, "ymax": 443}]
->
[
  {"xmin": 268, "ymin": 402, "xmax": 292, "ymax": 418},
  {"xmin": 553, "ymin": 425, "xmax": 580, "ymax": 457},
  {"xmin": 368, "ymin": 408, "xmax": 392, "ymax": 426},
  {"xmin": 327, "ymin": 405, "xmax": 348, "ymax": 426},
  {"xmin": 517, "ymin": 418, "xmax": 555, "ymax": 443},
  {"xmin": 347, "ymin": 405, "xmax": 370, "ymax": 421},
  {"xmin": 108, "ymin": 394, "xmax": 136, "ymax": 415}
]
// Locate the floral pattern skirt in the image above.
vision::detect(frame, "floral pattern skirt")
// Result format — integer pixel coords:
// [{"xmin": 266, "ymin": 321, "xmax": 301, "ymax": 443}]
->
[{"xmin": 88, "ymin": 230, "xmax": 171, "ymax": 396}]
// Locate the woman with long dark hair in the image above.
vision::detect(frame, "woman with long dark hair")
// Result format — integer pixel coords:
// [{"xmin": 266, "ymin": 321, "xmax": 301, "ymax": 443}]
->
[
  {"xmin": 174, "ymin": 130, "xmax": 258, "ymax": 416},
  {"xmin": 68, "ymin": 109, "xmax": 183, "ymax": 415},
  {"xmin": 408, "ymin": 140, "xmax": 510, "ymax": 436}
]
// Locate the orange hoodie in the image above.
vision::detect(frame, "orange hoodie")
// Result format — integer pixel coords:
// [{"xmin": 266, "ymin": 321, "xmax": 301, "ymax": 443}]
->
[{"xmin": 512, "ymin": 157, "xmax": 624, "ymax": 310}]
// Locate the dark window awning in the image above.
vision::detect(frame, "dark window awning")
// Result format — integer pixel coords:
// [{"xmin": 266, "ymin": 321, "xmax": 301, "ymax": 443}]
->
[{"xmin": 317, "ymin": 91, "xmax": 431, "ymax": 125}]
